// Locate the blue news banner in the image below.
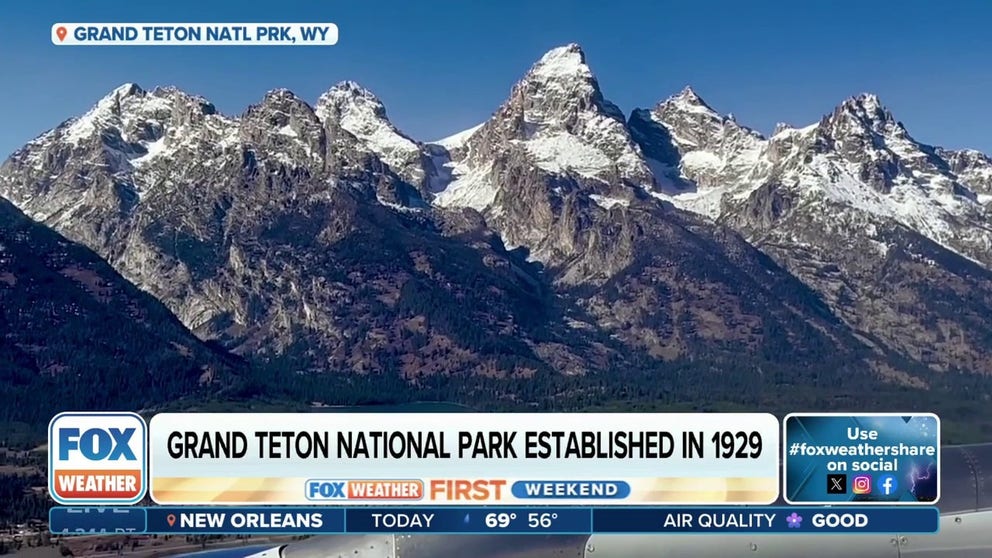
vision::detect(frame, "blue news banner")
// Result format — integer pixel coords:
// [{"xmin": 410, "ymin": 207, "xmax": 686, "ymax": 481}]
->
[{"xmin": 50, "ymin": 506, "xmax": 939, "ymax": 535}]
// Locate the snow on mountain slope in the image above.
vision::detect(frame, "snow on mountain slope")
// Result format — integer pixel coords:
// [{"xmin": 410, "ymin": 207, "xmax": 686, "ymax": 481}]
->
[
  {"xmin": 939, "ymin": 147, "xmax": 992, "ymax": 197},
  {"xmin": 419, "ymin": 45, "xmax": 874, "ymax": 371},
  {"xmin": 512, "ymin": 44, "xmax": 651, "ymax": 184},
  {"xmin": 628, "ymin": 87, "xmax": 768, "ymax": 216},
  {"xmin": 425, "ymin": 122, "xmax": 485, "ymax": 200},
  {"xmin": 434, "ymin": 44, "xmax": 653, "ymax": 214},
  {"xmin": 432, "ymin": 122, "xmax": 484, "ymax": 151},
  {"xmin": 313, "ymin": 81, "xmax": 450, "ymax": 199},
  {"xmin": 1, "ymin": 82, "xmax": 615, "ymax": 378},
  {"xmin": 430, "ymin": 159, "xmax": 496, "ymax": 211},
  {"xmin": 7, "ymin": 44, "xmax": 985, "ymax": 380},
  {"xmin": 771, "ymin": 94, "xmax": 992, "ymax": 267},
  {"xmin": 520, "ymin": 132, "xmax": 614, "ymax": 178},
  {"xmin": 632, "ymin": 89, "xmax": 992, "ymax": 372},
  {"xmin": 2, "ymin": 83, "xmax": 239, "ymax": 228},
  {"xmin": 631, "ymin": 89, "xmax": 992, "ymax": 268},
  {"xmin": 315, "ymin": 82, "xmax": 422, "ymax": 177}
]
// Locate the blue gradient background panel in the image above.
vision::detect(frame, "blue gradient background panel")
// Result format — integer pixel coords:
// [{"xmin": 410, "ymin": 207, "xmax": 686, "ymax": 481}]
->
[{"xmin": 784, "ymin": 414, "xmax": 939, "ymax": 505}]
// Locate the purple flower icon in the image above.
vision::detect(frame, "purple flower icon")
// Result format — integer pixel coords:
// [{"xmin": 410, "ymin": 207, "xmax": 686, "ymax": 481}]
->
[{"xmin": 786, "ymin": 512, "xmax": 803, "ymax": 529}]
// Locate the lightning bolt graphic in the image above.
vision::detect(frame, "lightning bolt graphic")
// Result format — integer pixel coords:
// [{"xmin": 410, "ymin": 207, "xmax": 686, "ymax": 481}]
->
[{"xmin": 910, "ymin": 461, "xmax": 935, "ymax": 495}]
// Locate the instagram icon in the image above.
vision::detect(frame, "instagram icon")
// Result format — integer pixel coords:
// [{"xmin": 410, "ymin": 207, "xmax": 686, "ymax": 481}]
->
[{"xmin": 852, "ymin": 475, "xmax": 872, "ymax": 494}]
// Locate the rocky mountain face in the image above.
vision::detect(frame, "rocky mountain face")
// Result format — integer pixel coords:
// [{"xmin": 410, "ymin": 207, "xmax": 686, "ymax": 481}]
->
[
  {"xmin": 0, "ymin": 81, "xmax": 614, "ymax": 378},
  {"xmin": 938, "ymin": 147, "xmax": 992, "ymax": 197},
  {"xmin": 0, "ymin": 197, "xmax": 239, "ymax": 423},
  {"xmin": 632, "ymin": 88, "xmax": 992, "ymax": 373},
  {"xmin": 1, "ymin": 42, "xmax": 989, "ymax": 388},
  {"xmin": 429, "ymin": 45, "xmax": 867, "ymax": 368},
  {"xmin": 315, "ymin": 81, "xmax": 440, "ymax": 200},
  {"xmin": 628, "ymin": 87, "xmax": 768, "ymax": 206},
  {"xmin": 434, "ymin": 45, "xmax": 652, "ymax": 219}
]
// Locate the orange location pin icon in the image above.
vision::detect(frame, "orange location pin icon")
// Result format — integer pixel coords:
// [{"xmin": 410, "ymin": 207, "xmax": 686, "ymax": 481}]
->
[
  {"xmin": 56, "ymin": 26, "xmax": 67, "ymax": 42},
  {"xmin": 166, "ymin": 514, "xmax": 176, "ymax": 527}
]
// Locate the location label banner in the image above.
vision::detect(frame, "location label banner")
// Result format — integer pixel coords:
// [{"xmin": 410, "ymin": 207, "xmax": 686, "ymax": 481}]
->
[
  {"xmin": 52, "ymin": 23, "xmax": 338, "ymax": 46},
  {"xmin": 49, "ymin": 507, "xmax": 940, "ymax": 535},
  {"xmin": 148, "ymin": 413, "xmax": 780, "ymax": 505},
  {"xmin": 146, "ymin": 507, "xmax": 344, "ymax": 534},
  {"xmin": 783, "ymin": 413, "xmax": 940, "ymax": 505}
]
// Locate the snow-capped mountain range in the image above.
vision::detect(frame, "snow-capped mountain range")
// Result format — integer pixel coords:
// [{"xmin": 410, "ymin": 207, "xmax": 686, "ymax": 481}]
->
[
  {"xmin": 639, "ymin": 88, "xmax": 992, "ymax": 265},
  {"xmin": 2, "ymin": 43, "xmax": 991, "ymax": 380}
]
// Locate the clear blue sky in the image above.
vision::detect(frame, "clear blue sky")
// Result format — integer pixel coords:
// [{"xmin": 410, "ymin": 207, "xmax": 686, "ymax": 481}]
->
[{"xmin": 2, "ymin": 0, "xmax": 991, "ymax": 158}]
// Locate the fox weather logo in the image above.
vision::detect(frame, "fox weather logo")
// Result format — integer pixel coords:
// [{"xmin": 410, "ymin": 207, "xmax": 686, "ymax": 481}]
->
[
  {"xmin": 48, "ymin": 412, "xmax": 147, "ymax": 504},
  {"xmin": 879, "ymin": 474, "xmax": 898, "ymax": 496}
]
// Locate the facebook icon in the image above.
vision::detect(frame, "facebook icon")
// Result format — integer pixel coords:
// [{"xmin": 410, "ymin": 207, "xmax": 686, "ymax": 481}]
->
[{"xmin": 879, "ymin": 474, "xmax": 898, "ymax": 496}]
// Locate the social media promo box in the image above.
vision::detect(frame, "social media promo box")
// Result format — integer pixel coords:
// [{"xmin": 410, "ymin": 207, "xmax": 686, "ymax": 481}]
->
[
  {"xmin": 48, "ymin": 412, "xmax": 148, "ymax": 504},
  {"xmin": 782, "ymin": 413, "xmax": 939, "ymax": 505}
]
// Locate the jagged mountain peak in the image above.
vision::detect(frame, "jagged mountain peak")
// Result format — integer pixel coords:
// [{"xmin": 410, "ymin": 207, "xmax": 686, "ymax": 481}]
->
[
  {"xmin": 97, "ymin": 82, "xmax": 221, "ymax": 117},
  {"xmin": 646, "ymin": 86, "xmax": 769, "ymax": 157},
  {"xmin": 953, "ymin": 147, "xmax": 991, "ymax": 159},
  {"xmin": 20, "ymin": 82, "xmax": 225, "ymax": 155},
  {"xmin": 330, "ymin": 79, "xmax": 376, "ymax": 95},
  {"xmin": 433, "ymin": 41, "xmax": 652, "ymax": 234},
  {"xmin": 247, "ymin": 88, "xmax": 317, "ymax": 118},
  {"xmin": 842, "ymin": 92, "xmax": 885, "ymax": 112},
  {"xmin": 942, "ymin": 147, "xmax": 992, "ymax": 171},
  {"xmin": 148, "ymin": 85, "xmax": 214, "ymax": 106},
  {"xmin": 316, "ymin": 80, "xmax": 389, "ymax": 121},
  {"xmin": 628, "ymin": 85, "xmax": 767, "ymax": 203},
  {"xmin": 657, "ymin": 85, "xmax": 720, "ymax": 118},
  {"xmin": 109, "ymin": 82, "xmax": 145, "ymax": 99},
  {"xmin": 512, "ymin": 43, "xmax": 626, "ymax": 122},
  {"xmin": 80, "ymin": 82, "xmax": 146, "ymax": 108},
  {"xmin": 773, "ymin": 122, "xmax": 794, "ymax": 135},
  {"xmin": 433, "ymin": 41, "xmax": 650, "ymax": 184},
  {"xmin": 313, "ymin": 80, "xmax": 424, "ymax": 184},
  {"xmin": 83, "ymin": 83, "xmax": 216, "ymax": 118},
  {"xmin": 937, "ymin": 147, "xmax": 992, "ymax": 196},
  {"xmin": 57, "ymin": 83, "xmax": 150, "ymax": 142},
  {"xmin": 627, "ymin": 85, "xmax": 992, "ymax": 374},
  {"xmin": 320, "ymin": 81, "xmax": 384, "ymax": 108},
  {"xmin": 95, "ymin": 82, "xmax": 214, "ymax": 110},
  {"xmin": 549, "ymin": 42, "xmax": 584, "ymax": 54},
  {"xmin": 674, "ymin": 85, "xmax": 703, "ymax": 103},
  {"xmin": 257, "ymin": 87, "xmax": 308, "ymax": 105},
  {"xmin": 243, "ymin": 88, "xmax": 318, "ymax": 132},
  {"xmin": 528, "ymin": 43, "xmax": 590, "ymax": 79},
  {"xmin": 827, "ymin": 92, "xmax": 900, "ymax": 132}
]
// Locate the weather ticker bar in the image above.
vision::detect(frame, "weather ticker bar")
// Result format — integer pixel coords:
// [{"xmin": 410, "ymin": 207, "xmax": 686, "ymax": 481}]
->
[{"xmin": 50, "ymin": 506, "xmax": 939, "ymax": 535}]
